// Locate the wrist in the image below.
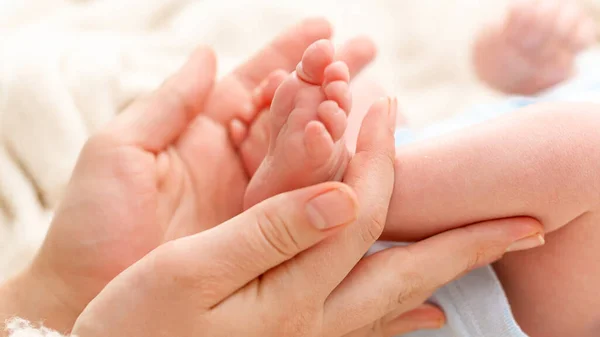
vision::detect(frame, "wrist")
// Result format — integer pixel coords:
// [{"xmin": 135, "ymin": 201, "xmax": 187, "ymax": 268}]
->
[{"xmin": 0, "ymin": 266, "xmax": 80, "ymax": 335}]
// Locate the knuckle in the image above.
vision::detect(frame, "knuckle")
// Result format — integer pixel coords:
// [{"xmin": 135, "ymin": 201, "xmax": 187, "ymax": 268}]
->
[
  {"xmin": 256, "ymin": 210, "xmax": 301, "ymax": 259},
  {"xmin": 395, "ymin": 271, "xmax": 426, "ymax": 306},
  {"xmin": 375, "ymin": 150, "xmax": 396, "ymax": 170},
  {"xmin": 360, "ymin": 212, "xmax": 386, "ymax": 244},
  {"xmin": 457, "ymin": 226, "xmax": 498, "ymax": 274},
  {"xmin": 385, "ymin": 249, "xmax": 425, "ymax": 307},
  {"xmin": 268, "ymin": 302, "xmax": 320, "ymax": 337},
  {"xmin": 153, "ymin": 242, "xmax": 222, "ymax": 301},
  {"xmin": 366, "ymin": 319, "xmax": 386, "ymax": 336},
  {"xmin": 464, "ymin": 246, "xmax": 489, "ymax": 273}
]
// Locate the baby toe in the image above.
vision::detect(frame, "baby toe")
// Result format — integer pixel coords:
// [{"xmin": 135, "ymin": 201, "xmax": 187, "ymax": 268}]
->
[
  {"xmin": 317, "ymin": 100, "xmax": 347, "ymax": 142},
  {"xmin": 304, "ymin": 120, "xmax": 334, "ymax": 162},
  {"xmin": 324, "ymin": 80, "xmax": 351, "ymax": 114},
  {"xmin": 324, "ymin": 61, "xmax": 350, "ymax": 86},
  {"xmin": 296, "ymin": 39, "xmax": 335, "ymax": 85}
]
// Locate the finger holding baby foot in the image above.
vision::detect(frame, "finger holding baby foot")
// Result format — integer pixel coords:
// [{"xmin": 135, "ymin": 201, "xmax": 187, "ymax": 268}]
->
[
  {"xmin": 204, "ymin": 18, "xmax": 333, "ymax": 125},
  {"xmin": 253, "ymin": 69, "xmax": 288, "ymax": 112},
  {"xmin": 230, "ymin": 69, "xmax": 287, "ymax": 150},
  {"xmin": 243, "ymin": 39, "xmax": 352, "ymax": 209}
]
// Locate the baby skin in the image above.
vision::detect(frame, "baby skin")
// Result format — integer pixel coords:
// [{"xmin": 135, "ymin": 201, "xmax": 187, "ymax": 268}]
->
[
  {"xmin": 241, "ymin": 40, "xmax": 353, "ymax": 209},
  {"xmin": 392, "ymin": 1, "xmax": 599, "ymax": 336},
  {"xmin": 237, "ymin": 2, "xmax": 600, "ymax": 337},
  {"xmin": 473, "ymin": 0, "xmax": 596, "ymax": 95}
]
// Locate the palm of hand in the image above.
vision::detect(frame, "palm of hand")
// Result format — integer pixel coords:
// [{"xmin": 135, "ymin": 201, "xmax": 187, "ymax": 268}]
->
[
  {"xmin": 36, "ymin": 75, "xmax": 256, "ymax": 313},
  {"xmin": 32, "ymin": 17, "xmax": 368, "ymax": 318}
]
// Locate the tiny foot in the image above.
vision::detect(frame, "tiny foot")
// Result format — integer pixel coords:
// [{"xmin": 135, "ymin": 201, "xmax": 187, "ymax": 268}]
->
[
  {"xmin": 243, "ymin": 39, "xmax": 352, "ymax": 209},
  {"xmin": 473, "ymin": 0, "xmax": 596, "ymax": 95}
]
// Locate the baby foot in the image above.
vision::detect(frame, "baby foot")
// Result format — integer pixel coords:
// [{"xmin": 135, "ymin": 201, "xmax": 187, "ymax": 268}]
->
[
  {"xmin": 241, "ymin": 40, "xmax": 351, "ymax": 209},
  {"xmin": 473, "ymin": 0, "xmax": 596, "ymax": 95}
]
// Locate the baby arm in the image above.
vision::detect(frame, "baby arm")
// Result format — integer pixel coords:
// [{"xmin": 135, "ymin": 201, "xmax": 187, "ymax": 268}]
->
[{"xmin": 384, "ymin": 102, "xmax": 600, "ymax": 337}]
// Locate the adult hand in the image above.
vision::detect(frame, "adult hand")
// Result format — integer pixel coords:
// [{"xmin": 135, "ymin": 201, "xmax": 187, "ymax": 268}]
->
[
  {"xmin": 0, "ymin": 18, "xmax": 376, "ymax": 333},
  {"xmin": 72, "ymin": 98, "xmax": 543, "ymax": 337}
]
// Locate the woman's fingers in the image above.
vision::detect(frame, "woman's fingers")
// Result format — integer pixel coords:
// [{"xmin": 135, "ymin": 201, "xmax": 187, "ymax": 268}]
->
[
  {"xmin": 275, "ymin": 97, "xmax": 397, "ymax": 299},
  {"xmin": 204, "ymin": 18, "xmax": 333, "ymax": 124},
  {"xmin": 323, "ymin": 217, "xmax": 544, "ymax": 335},
  {"xmin": 160, "ymin": 182, "xmax": 358, "ymax": 308},
  {"xmin": 335, "ymin": 36, "xmax": 377, "ymax": 80},
  {"xmin": 231, "ymin": 17, "xmax": 332, "ymax": 90},
  {"xmin": 100, "ymin": 46, "xmax": 216, "ymax": 152},
  {"xmin": 343, "ymin": 303, "xmax": 445, "ymax": 337}
]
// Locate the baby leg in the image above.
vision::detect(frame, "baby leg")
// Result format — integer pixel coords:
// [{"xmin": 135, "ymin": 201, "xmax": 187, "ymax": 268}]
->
[
  {"xmin": 385, "ymin": 102, "xmax": 600, "ymax": 336},
  {"xmin": 385, "ymin": 103, "xmax": 600, "ymax": 239},
  {"xmin": 494, "ymin": 209, "xmax": 600, "ymax": 337}
]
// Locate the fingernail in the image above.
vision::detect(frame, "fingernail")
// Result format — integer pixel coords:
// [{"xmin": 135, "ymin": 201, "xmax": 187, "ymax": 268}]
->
[
  {"xmin": 394, "ymin": 315, "xmax": 445, "ymax": 331},
  {"xmin": 388, "ymin": 96, "xmax": 398, "ymax": 130},
  {"xmin": 506, "ymin": 233, "xmax": 545, "ymax": 252},
  {"xmin": 410, "ymin": 317, "xmax": 445, "ymax": 330},
  {"xmin": 306, "ymin": 187, "xmax": 357, "ymax": 229},
  {"xmin": 420, "ymin": 318, "xmax": 445, "ymax": 330}
]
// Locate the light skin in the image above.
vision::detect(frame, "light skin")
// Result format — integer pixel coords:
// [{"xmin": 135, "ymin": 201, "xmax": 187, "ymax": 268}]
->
[
  {"xmin": 384, "ymin": 1, "xmax": 600, "ymax": 335},
  {"xmin": 0, "ymin": 18, "xmax": 549, "ymax": 336},
  {"xmin": 472, "ymin": 0, "xmax": 595, "ymax": 95},
  {"xmin": 69, "ymin": 96, "xmax": 542, "ymax": 337},
  {"xmin": 244, "ymin": 39, "xmax": 352, "ymax": 208},
  {"xmin": 0, "ymin": 18, "xmax": 374, "ymax": 334},
  {"xmin": 236, "ymin": 1, "xmax": 600, "ymax": 336},
  {"xmin": 382, "ymin": 0, "xmax": 598, "ymax": 239},
  {"xmin": 1, "ymin": 3, "xmax": 595, "ymax": 333},
  {"xmin": 384, "ymin": 103, "xmax": 600, "ymax": 337},
  {"xmin": 0, "ymin": 48, "xmax": 544, "ymax": 335}
]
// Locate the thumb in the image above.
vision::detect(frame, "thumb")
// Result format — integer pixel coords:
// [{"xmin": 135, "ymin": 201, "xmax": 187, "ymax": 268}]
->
[
  {"xmin": 102, "ymin": 46, "xmax": 216, "ymax": 152},
  {"xmin": 161, "ymin": 182, "xmax": 359, "ymax": 308}
]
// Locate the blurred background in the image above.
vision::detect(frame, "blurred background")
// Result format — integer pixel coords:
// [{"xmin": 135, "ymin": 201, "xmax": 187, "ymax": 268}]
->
[{"xmin": 0, "ymin": 0, "xmax": 599, "ymax": 280}]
